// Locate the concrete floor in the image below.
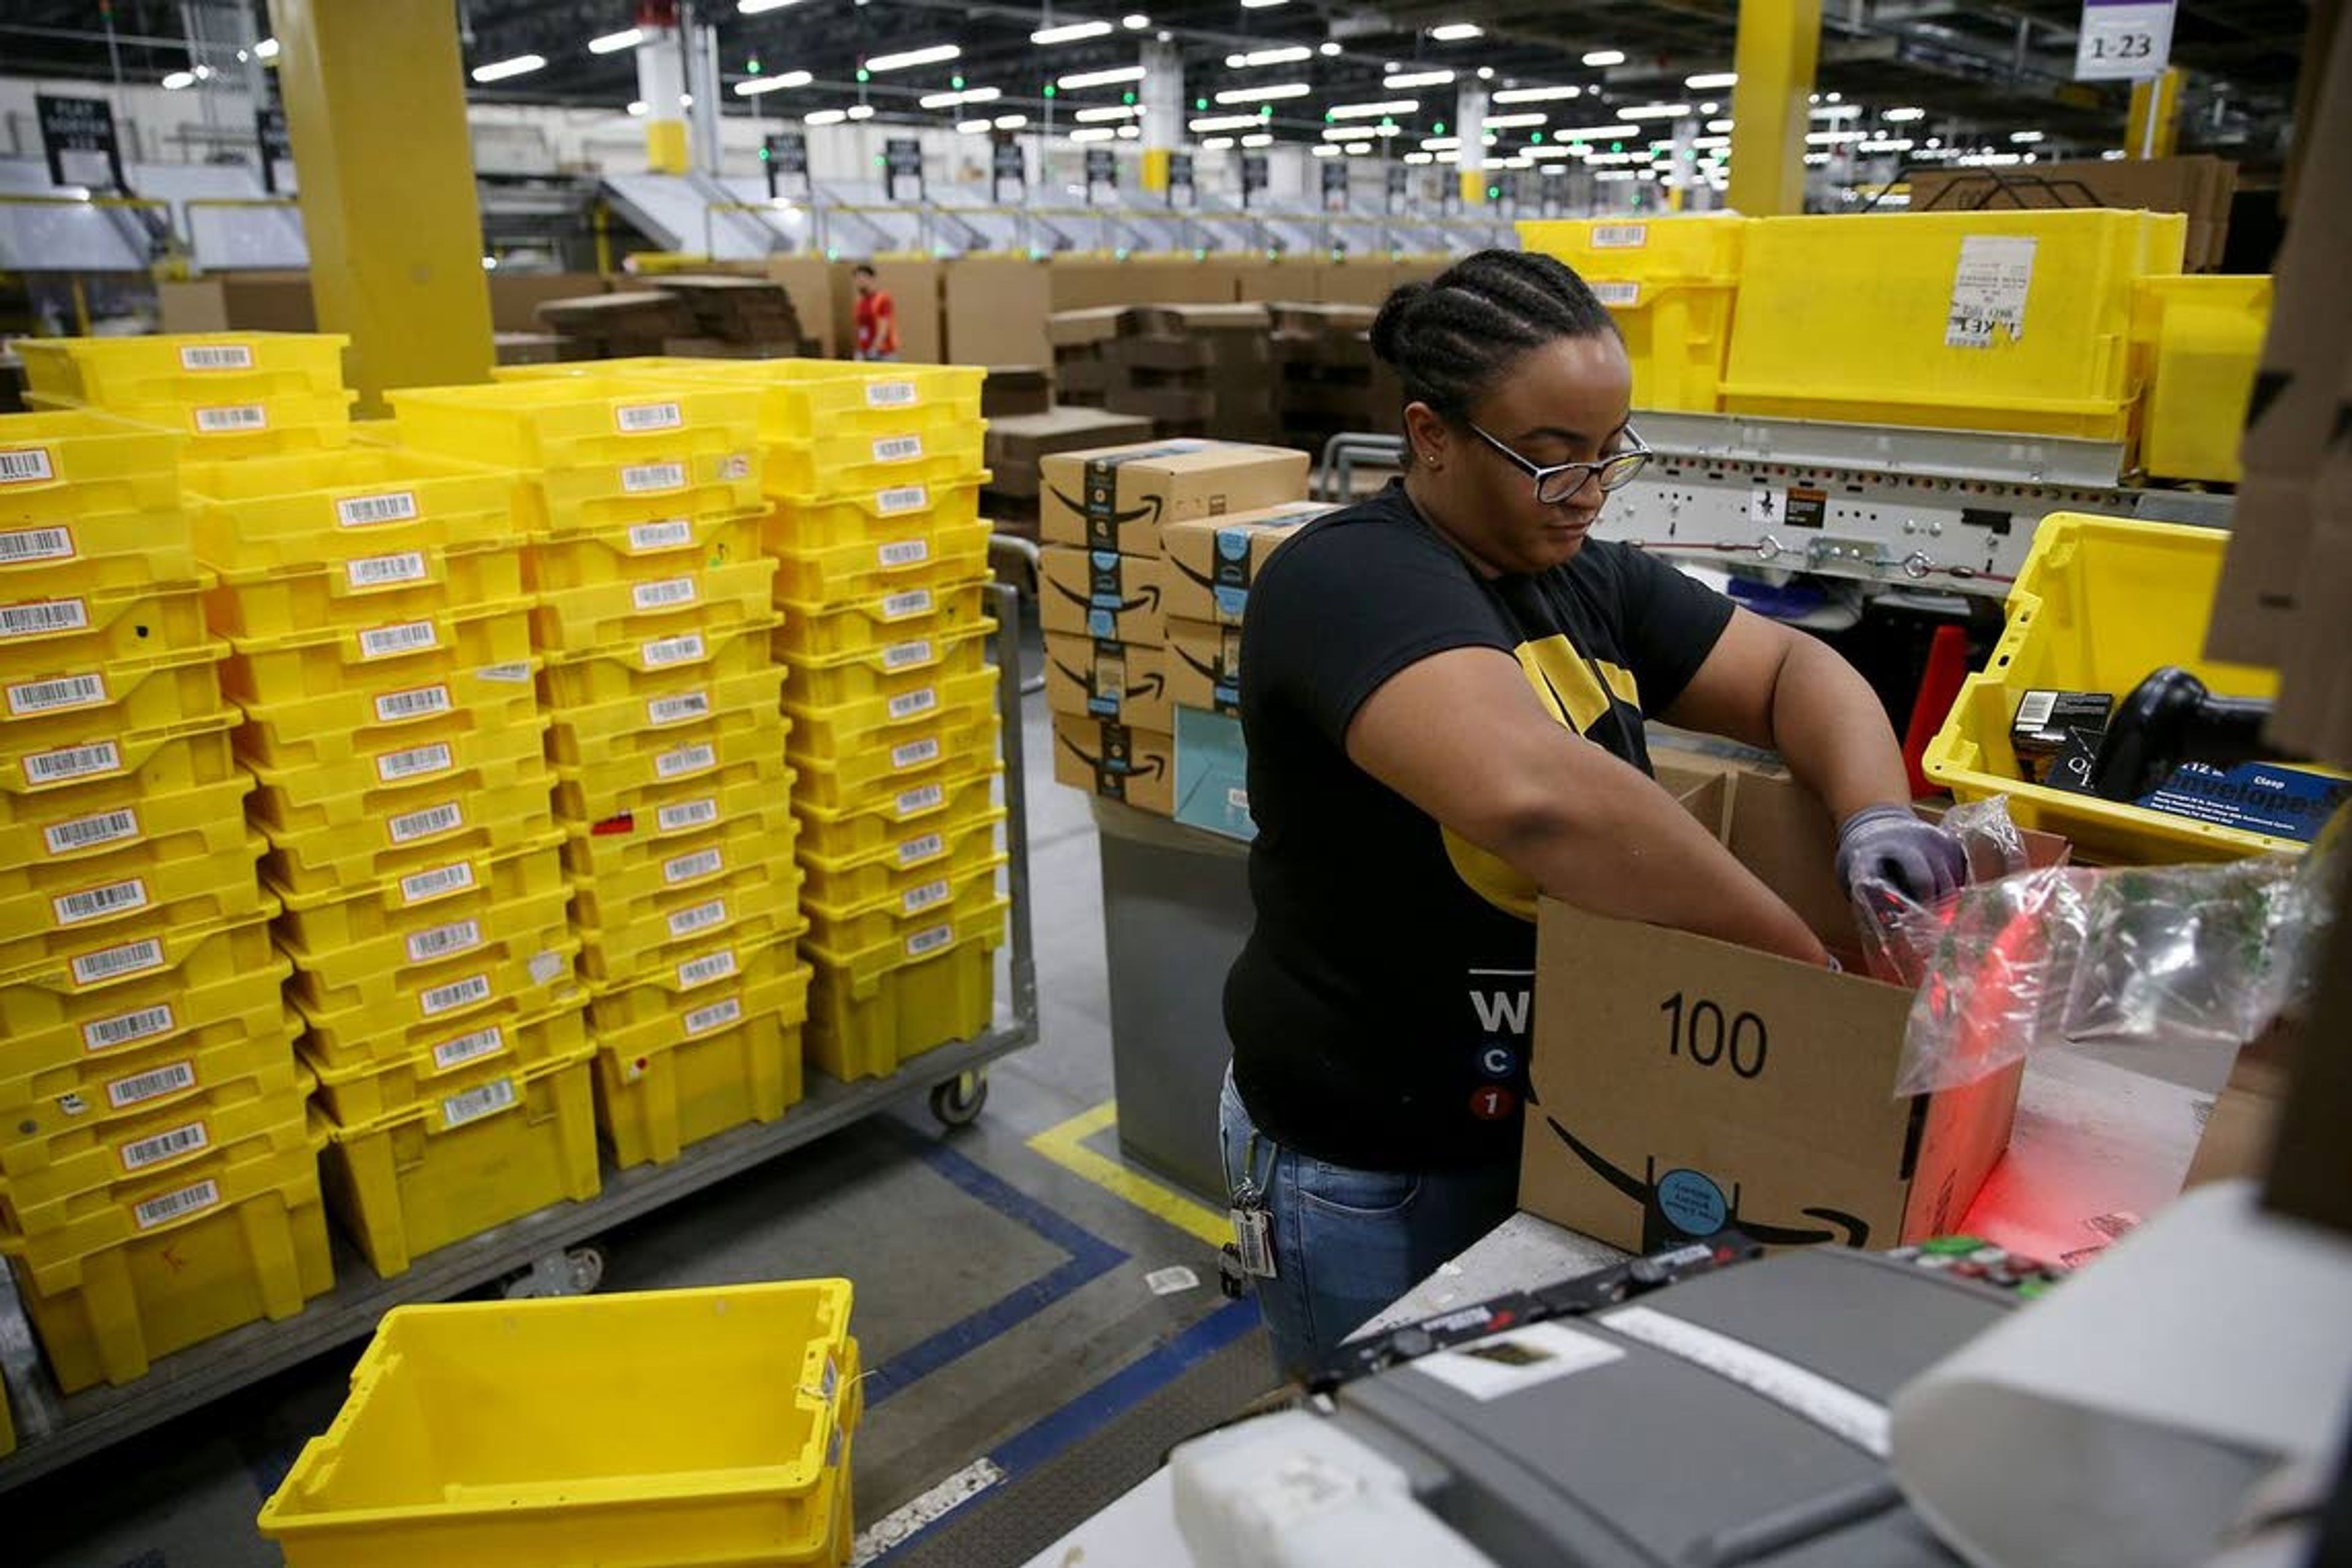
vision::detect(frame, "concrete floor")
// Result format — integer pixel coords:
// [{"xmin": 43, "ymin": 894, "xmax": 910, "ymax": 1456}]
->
[{"xmin": 9, "ymin": 627, "xmax": 1267, "ymax": 1567}]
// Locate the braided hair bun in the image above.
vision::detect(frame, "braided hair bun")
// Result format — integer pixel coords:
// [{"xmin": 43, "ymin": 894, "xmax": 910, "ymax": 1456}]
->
[{"xmin": 1370, "ymin": 249, "xmax": 1619, "ymax": 421}]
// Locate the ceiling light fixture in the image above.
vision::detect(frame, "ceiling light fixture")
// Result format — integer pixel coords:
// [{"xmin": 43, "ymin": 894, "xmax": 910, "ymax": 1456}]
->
[
  {"xmin": 1230, "ymin": 45, "xmax": 1313, "ymax": 67},
  {"xmin": 589, "ymin": 27, "xmax": 643, "ymax": 53},
  {"xmin": 1189, "ymin": 113, "xmax": 1264, "ymax": 132},
  {"xmin": 918, "ymin": 85, "xmax": 998, "ymax": 107},
  {"xmin": 1239, "ymin": 0, "xmax": 1287, "ymax": 8},
  {"xmin": 1621, "ymin": 102, "xmax": 1690, "ymax": 119},
  {"xmin": 846, "ymin": 104, "xmax": 874, "ymax": 118},
  {"xmin": 1069, "ymin": 126, "xmax": 1116, "ymax": 141},
  {"xmin": 1706, "ymin": 118, "xmax": 1733, "ymax": 132},
  {"xmin": 1404, "ymin": 151, "xmax": 1433, "ymax": 164},
  {"xmin": 254, "ymin": 37, "xmax": 279, "ymax": 58},
  {"xmin": 865, "ymin": 43, "xmax": 959, "ymax": 72},
  {"xmin": 1074, "ymin": 103, "xmax": 1140, "ymax": 121},
  {"xmin": 1883, "ymin": 105, "xmax": 1926, "ymax": 122},
  {"xmin": 1318, "ymin": 42, "xmax": 1341, "ymax": 56},
  {"xmin": 1123, "ymin": 12, "xmax": 1151, "ymax": 27},
  {"xmin": 736, "ymin": 70, "xmax": 813, "ymax": 95},
  {"xmin": 1583, "ymin": 48, "xmax": 1625, "ymax": 67},
  {"xmin": 1483, "ymin": 111, "xmax": 1547, "ymax": 129},
  {"xmin": 627, "ymin": 99, "xmax": 647, "ymax": 115},
  {"xmin": 1215, "ymin": 81, "xmax": 1310, "ymax": 103},
  {"xmin": 1032, "ymin": 19, "xmax": 1113, "ymax": 44},
  {"xmin": 1430, "ymin": 23, "xmax": 1482, "ymax": 40},
  {"xmin": 1552, "ymin": 123, "xmax": 1640, "ymax": 139},
  {"xmin": 957, "ymin": 118, "xmax": 993, "ymax": 133},
  {"xmin": 995, "ymin": 113, "xmax": 1028, "ymax": 127},
  {"xmin": 739, "ymin": 0, "xmax": 805, "ymax": 12},
  {"xmin": 1204, "ymin": 136, "xmax": 1237, "ymax": 149},
  {"xmin": 161, "ymin": 69, "xmax": 196, "ymax": 89},
  {"xmin": 1311, "ymin": 143, "xmax": 1339, "ymax": 157},
  {"xmin": 1491, "ymin": 85, "xmax": 1581, "ymax": 104},
  {"xmin": 805, "ymin": 108, "xmax": 848, "ymax": 124},
  {"xmin": 1344, "ymin": 141, "xmax": 1372, "ymax": 153},
  {"xmin": 1242, "ymin": 132, "xmax": 1272, "ymax": 146},
  {"xmin": 1685, "ymin": 71, "xmax": 1736, "ymax": 89},
  {"xmin": 1326, "ymin": 98, "xmax": 1416, "ymax": 119},
  {"xmin": 1384, "ymin": 68, "xmax": 1454, "ymax": 88},
  {"xmin": 470, "ymin": 54, "xmax": 547, "ymax": 83},
  {"xmin": 1058, "ymin": 63, "xmax": 1147, "ymax": 88},
  {"xmin": 2010, "ymin": 129, "xmax": 2045, "ymax": 143}
]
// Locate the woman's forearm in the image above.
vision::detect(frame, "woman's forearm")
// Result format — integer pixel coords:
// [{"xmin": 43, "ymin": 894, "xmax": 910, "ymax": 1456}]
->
[{"xmin": 1769, "ymin": 635, "xmax": 1915, "ymax": 823}]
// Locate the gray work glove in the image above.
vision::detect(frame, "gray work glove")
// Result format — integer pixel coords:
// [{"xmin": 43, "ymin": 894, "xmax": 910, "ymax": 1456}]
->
[{"xmin": 1834, "ymin": 805, "xmax": 1969, "ymax": 903}]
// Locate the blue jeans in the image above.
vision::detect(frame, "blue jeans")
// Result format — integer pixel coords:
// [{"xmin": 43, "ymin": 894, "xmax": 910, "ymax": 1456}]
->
[{"xmin": 1218, "ymin": 1066, "xmax": 1518, "ymax": 1381}]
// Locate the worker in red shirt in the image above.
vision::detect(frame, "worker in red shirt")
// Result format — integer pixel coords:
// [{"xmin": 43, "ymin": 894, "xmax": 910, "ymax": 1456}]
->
[{"xmin": 852, "ymin": 263, "xmax": 900, "ymax": 360}]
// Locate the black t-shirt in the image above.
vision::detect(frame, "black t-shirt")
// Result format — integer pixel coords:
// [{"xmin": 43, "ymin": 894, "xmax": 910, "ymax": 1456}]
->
[{"xmin": 1223, "ymin": 482, "xmax": 1736, "ymax": 1172}]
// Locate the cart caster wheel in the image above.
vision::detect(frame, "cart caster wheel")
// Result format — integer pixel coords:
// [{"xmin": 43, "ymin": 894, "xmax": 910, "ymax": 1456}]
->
[
  {"xmin": 502, "ymin": 1244, "xmax": 606, "ymax": 1299},
  {"xmin": 930, "ymin": 1071, "xmax": 989, "ymax": 1128}
]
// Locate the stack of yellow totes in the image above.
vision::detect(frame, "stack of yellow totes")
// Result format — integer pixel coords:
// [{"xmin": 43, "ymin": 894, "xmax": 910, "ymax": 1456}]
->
[
  {"xmin": 743, "ymin": 362, "xmax": 1008, "ymax": 1084},
  {"xmin": 19, "ymin": 331, "xmax": 357, "ymax": 458},
  {"xmin": 0, "ymin": 403, "xmax": 319, "ymax": 1393},
  {"xmin": 393, "ymin": 375, "xmax": 806, "ymax": 1168}
]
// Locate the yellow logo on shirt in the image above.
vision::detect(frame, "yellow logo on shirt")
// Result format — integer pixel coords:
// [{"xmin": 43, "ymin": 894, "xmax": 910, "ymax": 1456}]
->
[{"xmin": 1443, "ymin": 637, "xmax": 1642, "ymax": 920}]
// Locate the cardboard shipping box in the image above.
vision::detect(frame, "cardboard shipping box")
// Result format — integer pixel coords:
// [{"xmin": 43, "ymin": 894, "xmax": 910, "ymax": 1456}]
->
[
  {"xmin": 1044, "ymin": 633, "xmax": 1172, "ymax": 733},
  {"xmin": 1175, "ymin": 704, "xmax": 1254, "ymax": 842},
  {"xmin": 1038, "ymin": 440, "xmax": 1313, "ymax": 554},
  {"xmin": 1052, "ymin": 713, "xmax": 1175, "ymax": 816},
  {"xmin": 943, "ymin": 258, "xmax": 1052, "ymax": 368},
  {"xmin": 984, "ymin": 407, "xmax": 1155, "ymax": 499},
  {"xmin": 1039, "ymin": 546, "xmax": 1167, "ymax": 646},
  {"xmin": 1166, "ymin": 616, "xmax": 1242, "ymax": 714},
  {"xmin": 1161, "ymin": 501, "xmax": 1335, "ymax": 625},
  {"xmin": 1521, "ymin": 769, "xmax": 2045, "ymax": 1255}
]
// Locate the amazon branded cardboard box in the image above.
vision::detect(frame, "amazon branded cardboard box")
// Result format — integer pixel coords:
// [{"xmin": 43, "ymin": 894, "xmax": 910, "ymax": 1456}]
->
[
  {"xmin": 1039, "ymin": 440, "xmax": 1311, "ymax": 556},
  {"xmin": 1046, "ymin": 636, "xmax": 1172, "ymax": 734},
  {"xmin": 1039, "ymin": 547, "xmax": 1167, "ymax": 646},
  {"xmin": 1160, "ymin": 501, "xmax": 1335, "ymax": 625},
  {"xmin": 1521, "ymin": 769, "xmax": 2064, "ymax": 1255},
  {"xmin": 1052, "ymin": 714, "xmax": 1175, "ymax": 815}
]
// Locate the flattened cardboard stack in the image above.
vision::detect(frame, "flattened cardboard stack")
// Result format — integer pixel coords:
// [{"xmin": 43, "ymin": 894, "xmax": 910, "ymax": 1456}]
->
[
  {"xmin": 1267, "ymin": 302, "xmax": 1400, "ymax": 450},
  {"xmin": 979, "ymin": 407, "xmax": 1153, "ymax": 537},
  {"xmin": 980, "ymin": 366, "xmax": 1052, "ymax": 420},
  {"xmin": 1039, "ymin": 440, "xmax": 1311, "ymax": 818},
  {"xmin": 1048, "ymin": 306, "xmax": 1278, "ymax": 441},
  {"xmin": 533, "ymin": 292, "xmax": 697, "ymax": 362},
  {"xmin": 649, "ymin": 276, "xmax": 813, "ymax": 358},
  {"xmin": 1907, "ymin": 155, "xmax": 2239, "ymax": 273}
]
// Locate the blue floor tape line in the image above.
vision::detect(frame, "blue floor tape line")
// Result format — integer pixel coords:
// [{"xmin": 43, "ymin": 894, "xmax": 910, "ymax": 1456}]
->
[{"xmin": 864, "ymin": 1133, "xmax": 1129, "ymax": 1406}]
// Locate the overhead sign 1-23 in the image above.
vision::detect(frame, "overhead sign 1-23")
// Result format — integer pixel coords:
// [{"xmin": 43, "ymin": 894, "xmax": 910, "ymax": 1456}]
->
[{"xmin": 2075, "ymin": 0, "xmax": 2176, "ymax": 81}]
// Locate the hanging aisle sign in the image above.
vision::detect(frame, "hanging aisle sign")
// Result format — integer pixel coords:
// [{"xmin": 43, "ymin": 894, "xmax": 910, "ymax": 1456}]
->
[
  {"xmin": 1240, "ymin": 151, "xmax": 1268, "ymax": 208},
  {"xmin": 1385, "ymin": 164, "xmax": 1410, "ymax": 213},
  {"xmin": 37, "ymin": 94, "xmax": 127, "ymax": 190},
  {"xmin": 764, "ymin": 130, "xmax": 809, "ymax": 198},
  {"xmin": 1084, "ymin": 146, "xmax": 1117, "ymax": 202},
  {"xmin": 1167, "ymin": 151, "xmax": 1194, "ymax": 208},
  {"xmin": 1320, "ymin": 158, "xmax": 1349, "ymax": 212},
  {"xmin": 883, "ymin": 137, "xmax": 924, "ymax": 203},
  {"xmin": 991, "ymin": 135, "xmax": 1026, "ymax": 203},
  {"xmin": 254, "ymin": 107, "xmax": 292, "ymax": 195},
  {"xmin": 2075, "ymin": 0, "xmax": 2176, "ymax": 80}
]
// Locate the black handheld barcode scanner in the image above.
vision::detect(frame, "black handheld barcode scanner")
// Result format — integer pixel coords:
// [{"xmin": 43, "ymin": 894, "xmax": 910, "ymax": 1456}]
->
[{"xmin": 2089, "ymin": 667, "xmax": 2278, "ymax": 802}]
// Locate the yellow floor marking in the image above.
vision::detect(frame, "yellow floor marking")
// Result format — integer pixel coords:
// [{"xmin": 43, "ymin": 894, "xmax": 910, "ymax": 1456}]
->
[{"xmin": 1026, "ymin": 1099, "xmax": 1231, "ymax": 1248}]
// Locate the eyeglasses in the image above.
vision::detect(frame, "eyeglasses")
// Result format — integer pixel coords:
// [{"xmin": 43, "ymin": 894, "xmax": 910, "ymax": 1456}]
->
[{"xmin": 1466, "ymin": 422, "xmax": 1653, "ymax": 504}]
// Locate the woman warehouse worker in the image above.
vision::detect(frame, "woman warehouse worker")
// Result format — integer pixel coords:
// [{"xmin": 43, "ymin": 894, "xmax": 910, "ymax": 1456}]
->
[{"xmin": 1220, "ymin": 249, "xmax": 1967, "ymax": 1378}]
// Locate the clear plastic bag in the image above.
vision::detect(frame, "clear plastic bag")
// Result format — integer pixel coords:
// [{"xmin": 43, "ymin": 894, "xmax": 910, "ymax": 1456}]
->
[{"xmin": 1852, "ymin": 796, "xmax": 2034, "ymax": 989}]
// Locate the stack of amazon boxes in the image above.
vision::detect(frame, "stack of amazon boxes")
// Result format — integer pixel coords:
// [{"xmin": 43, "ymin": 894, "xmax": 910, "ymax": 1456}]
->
[
  {"xmin": 0, "ymin": 398, "xmax": 314, "ymax": 1393},
  {"xmin": 1267, "ymin": 303, "xmax": 1401, "ymax": 451},
  {"xmin": 1048, "ymin": 306, "xmax": 1281, "ymax": 442},
  {"xmin": 1042, "ymin": 441, "xmax": 1313, "ymax": 823},
  {"xmin": 979, "ymin": 406, "xmax": 1152, "ymax": 543},
  {"xmin": 388, "ymin": 375, "xmax": 788, "ymax": 1194},
  {"xmin": 752, "ymin": 363, "xmax": 1008, "ymax": 1084}
]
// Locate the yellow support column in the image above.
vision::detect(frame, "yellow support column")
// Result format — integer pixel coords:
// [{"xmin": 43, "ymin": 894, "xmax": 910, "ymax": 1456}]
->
[
  {"xmin": 2127, "ymin": 68, "xmax": 2185, "ymax": 158},
  {"xmin": 1141, "ymin": 148, "xmax": 1172, "ymax": 194},
  {"xmin": 1726, "ymin": 0, "xmax": 1822, "ymax": 216},
  {"xmin": 271, "ymin": 0, "xmax": 493, "ymax": 411}
]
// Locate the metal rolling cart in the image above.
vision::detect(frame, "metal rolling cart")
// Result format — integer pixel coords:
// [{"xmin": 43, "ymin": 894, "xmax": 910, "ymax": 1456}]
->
[{"xmin": 0, "ymin": 585, "xmax": 1042, "ymax": 1494}]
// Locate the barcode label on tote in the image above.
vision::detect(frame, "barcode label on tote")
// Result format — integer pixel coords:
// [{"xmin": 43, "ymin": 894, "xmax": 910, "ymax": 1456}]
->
[
  {"xmin": 121, "ymin": 1120, "xmax": 208, "ymax": 1171},
  {"xmin": 668, "ymin": 899, "xmax": 727, "ymax": 939},
  {"xmin": 895, "ymin": 782, "xmax": 945, "ymax": 817},
  {"xmin": 0, "ymin": 525, "xmax": 74, "ymax": 562},
  {"xmin": 9, "ymin": 670, "xmax": 107, "ymax": 714},
  {"xmin": 663, "ymin": 847, "xmax": 723, "ymax": 885},
  {"xmin": 375, "ymin": 684, "xmax": 452, "ymax": 722},
  {"xmin": 622, "ymin": 460, "xmax": 687, "ymax": 493},
  {"xmin": 888, "ymin": 687, "xmax": 938, "ymax": 721},
  {"xmin": 407, "ymin": 917, "xmax": 483, "ymax": 963},
  {"xmin": 135, "ymin": 1178, "xmax": 220, "ymax": 1229},
  {"xmin": 876, "ymin": 485, "xmax": 928, "ymax": 515},
  {"xmin": 0, "ymin": 598, "xmax": 89, "ymax": 638},
  {"xmin": 677, "ymin": 948, "xmax": 737, "ymax": 988},
  {"xmin": 633, "ymin": 576, "xmax": 698, "ymax": 612},
  {"xmin": 1591, "ymin": 224, "xmax": 1648, "ymax": 248},
  {"xmin": 647, "ymin": 690, "xmax": 709, "ymax": 726},
  {"xmin": 347, "ymin": 550, "xmax": 428, "ymax": 589},
  {"xmin": 658, "ymin": 797, "xmax": 718, "ymax": 834},
  {"xmin": 336, "ymin": 490, "xmax": 419, "ymax": 528},
  {"xmin": 180, "ymin": 342, "xmax": 253, "ymax": 369},
  {"xmin": 628, "ymin": 519, "xmax": 693, "ymax": 552},
  {"xmin": 905, "ymin": 923, "xmax": 954, "ymax": 959},
  {"xmin": 642, "ymin": 631, "xmax": 705, "ymax": 668},
  {"xmin": 419, "ymin": 973, "xmax": 492, "ymax": 1016},
  {"xmin": 431, "ymin": 1025, "xmax": 505, "ymax": 1072},
  {"xmin": 2017, "ymin": 690, "xmax": 2059, "ymax": 730},
  {"xmin": 891, "ymin": 737, "xmax": 940, "ymax": 771},
  {"xmin": 896, "ymin": 832, "xmax": 944, "ymax": 867},
  {"xmin": 359, "ymin": 620, "xmax": 438, "ymax": 659},
  {"xmin": 377, "ymin": 742, "xmax": 454, "ymax": 783},
  {"xmin": 195, "ymin": 403, "xmax": 268, "ymax": 432},
  {"xmin": 107, "ymin": 1060, "xmax": 196, "ymax": 1109},
  {"xmin": 399, "ymin": 861, "xmax": 475, "ymax": 905},
  {"xmin": 72, "ymin": 937, "xmax": 165, "ymax": 986},
  {"xmin": 24, "ymin": 739, "xmax": 123, "ymax": 785},
  {"xmin": 0, "ymin": 449, "xmax": 59, "ymax": 485},
  {"xmin": 881, "ymin": 588, "xmax": 933, "ymax": 620},
  {"xmin": 655, "ymin": 742, "xmax": 715, "ymax": 780},
  {"xmin": 55, "ymin": 877, "xmax": 148, "ymax": 925},
  {"xmin": 616, "ymin": 401, "xmax": 683, "ymax": 432},
  {"xmin": 684, "ymin": 996, "xmax": 742, "ymax": 1036},
  {"xmin": 866, "ymin": 380, "xmax": 918, "ymax": 408},
  {"xmin": 873, "ymin": 435, "xmax": 924, "ymax": 464},
  {"xmin": 881, "ymin": 638, "xmax": 932, "ymax": 671},
  {"xmin": 84, "ymin": 1002, "xmax": 175, "ymax": 1053},
  {"xmin": 902, "ymin": 878, "xmax": 951, "ymax": 915},
  {"xmin": 1591, "ymin": 282, "xmax": 1642, "ymax": 308},
  {"xmin": 878, "ymin": 539, "xmax": 929, "ymax": 567},
  {"xmin": 388, "ymin": 800, "xmax": 463, "ymax": 845},
  {"xmin": 440, "ymin": 1077, "xmax": 518, "ymax": 1128},
  {"xmin": 47, "ymin": 807, "xmax": 140, "ymax": 856}
]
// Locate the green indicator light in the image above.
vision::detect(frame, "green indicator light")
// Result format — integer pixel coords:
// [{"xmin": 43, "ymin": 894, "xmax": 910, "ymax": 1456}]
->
[
  {"xmin": 856, "ymin": 67, "xmax": 869, "ymax": 82},
  {"xmin": 1433, "ymin": 120, "xmax": 1445, "ymax": 135},
  {"xmin": 748, "ymin": 58, "xmax": 762, "ymax": 74},
  {"xmin": 1123, "ymin": 90, "xmax": 1135, "ymax": 104},
  {"xmin": 951, "ymin": 74, "xmax": 965, "ymax": 89},
  {"xmin": 1043, "ymin": 83, "xmax": 1057, "ymax": 98},
  {"xmin": 1529, "ymin": 130, "xmax": 1543, "ymax": 143},
  {"xmin": 1194, "ymin": 96, "xmax": 1208, "ymax": 110},
  {"xmin": 758, "ymin": 146, "xmax": 771, "ymax": 160}
]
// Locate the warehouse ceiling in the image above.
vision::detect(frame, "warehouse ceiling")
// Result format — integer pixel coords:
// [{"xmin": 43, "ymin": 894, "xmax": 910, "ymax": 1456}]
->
[{"xmin": 0, "ymin": 0, "xmax": 2315, "ymax": 165}]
